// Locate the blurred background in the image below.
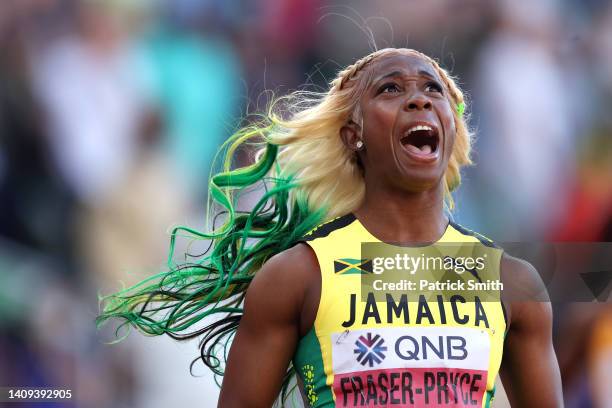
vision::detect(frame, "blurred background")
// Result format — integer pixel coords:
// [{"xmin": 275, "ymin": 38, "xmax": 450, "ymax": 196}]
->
[{"xmin": 0, "ymin": 0, "xmax": 611, "ymax": 407}]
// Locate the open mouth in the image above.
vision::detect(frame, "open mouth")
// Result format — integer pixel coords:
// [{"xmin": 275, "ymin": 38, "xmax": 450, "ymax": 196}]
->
[{"xmin": 400, "ymin": 123, "xmax": 440, "ymax": 160}]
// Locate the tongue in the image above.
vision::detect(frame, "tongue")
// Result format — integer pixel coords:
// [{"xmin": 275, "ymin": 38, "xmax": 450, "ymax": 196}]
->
[
  {"xmin": 419, "ymin": 144, "xmax": 432, "ymax": 154},
  {"xmin": 404, "ymin": 143, "xmax": 434, "ymax": 156}
]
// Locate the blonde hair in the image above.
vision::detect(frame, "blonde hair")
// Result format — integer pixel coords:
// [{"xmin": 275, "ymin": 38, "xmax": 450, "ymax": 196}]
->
[{"xmin": 264, "ymin": 47, "xmax": 472, "ymax": 219}]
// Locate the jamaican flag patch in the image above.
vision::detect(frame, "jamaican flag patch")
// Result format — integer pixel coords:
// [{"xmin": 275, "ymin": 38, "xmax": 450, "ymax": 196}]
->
[{"xmin": 334, "ymin": 258, "xmax": 373, "ymax": 275}]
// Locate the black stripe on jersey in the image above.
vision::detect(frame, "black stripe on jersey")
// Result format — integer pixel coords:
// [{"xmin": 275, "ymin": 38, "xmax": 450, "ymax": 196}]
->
[
  {"xmin": 449, "ymin": 221, "xmax": 499, "ymax": 249},
  {"xmin": 300, "ymin": 213, "xmax": 357, "ymax": 242},
  {"xmin": 450, "ymin": 221, "xmax": 508, "ymax": 329}
]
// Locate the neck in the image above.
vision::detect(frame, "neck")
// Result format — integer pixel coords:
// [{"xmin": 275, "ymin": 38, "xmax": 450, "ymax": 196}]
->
[{"xmin": 354, "ymin": 181, "xmax": 448, "ymax": 243}]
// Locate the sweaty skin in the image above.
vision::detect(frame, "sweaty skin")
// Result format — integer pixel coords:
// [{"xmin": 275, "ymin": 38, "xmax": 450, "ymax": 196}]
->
[{"xmin": 218, "ymin": 54, "xmax": 563, "ymax": 407}]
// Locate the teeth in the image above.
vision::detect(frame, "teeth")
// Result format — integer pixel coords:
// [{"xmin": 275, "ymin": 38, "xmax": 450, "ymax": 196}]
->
[{"xmin": 408, "ymin": 124, "xmax": 433, "ymax": 134}]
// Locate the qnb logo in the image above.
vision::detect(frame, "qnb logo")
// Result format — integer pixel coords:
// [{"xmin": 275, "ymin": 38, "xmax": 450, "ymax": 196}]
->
[{"xmin": 353, "ymin": 333, "xmax": 387, "ymax": 367}]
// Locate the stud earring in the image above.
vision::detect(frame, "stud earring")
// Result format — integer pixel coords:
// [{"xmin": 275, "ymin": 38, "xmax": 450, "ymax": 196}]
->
[{"xmin": 355, "ymin": 140, "xmax": 364, "ymax": 150}]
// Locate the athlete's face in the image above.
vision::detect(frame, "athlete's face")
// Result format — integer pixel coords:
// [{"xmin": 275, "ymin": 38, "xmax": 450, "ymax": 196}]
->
[{"xmin": 342, "ymin": 54, "xmax": 456, "ymax": 193}]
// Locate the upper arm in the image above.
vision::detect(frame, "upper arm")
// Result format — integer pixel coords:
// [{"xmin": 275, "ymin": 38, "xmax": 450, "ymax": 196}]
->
[
  {"xmin": 218, "ymin": 243, "xmax": 319, "ymax": 408},
  {"xmin": 500, "ymin": 254, "xmax": 563, "ymax": 408}
]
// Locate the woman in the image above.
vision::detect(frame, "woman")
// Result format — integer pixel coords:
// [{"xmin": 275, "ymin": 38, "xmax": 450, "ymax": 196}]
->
[{"xmin": 98, "ymin": 48, "xmax": 563, "ymax": 407}]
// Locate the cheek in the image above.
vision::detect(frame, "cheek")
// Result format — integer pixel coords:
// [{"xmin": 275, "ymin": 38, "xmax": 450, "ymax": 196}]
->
[
  {"xmin": 363, "ymin": 103, "xmax": 397, "ymax": 145},
  {"xmin": 439, "ymin": 104, "xmax": 456, "ymax": 156},
  {"xmin": 445, "ymin": 124, "xmax": 456, "ymax": 160}
]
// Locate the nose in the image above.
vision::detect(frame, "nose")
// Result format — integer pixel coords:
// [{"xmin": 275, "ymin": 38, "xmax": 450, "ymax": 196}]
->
[{"xmin": 404, "ymin": 92, "xmax": 432, "ymax": 111}]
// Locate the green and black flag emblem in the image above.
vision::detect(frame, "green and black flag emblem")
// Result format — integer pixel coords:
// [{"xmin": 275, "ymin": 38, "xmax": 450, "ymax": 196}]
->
[{"xmin": 334, "ymin": 258, "xmax": 373, "ymax": 275}]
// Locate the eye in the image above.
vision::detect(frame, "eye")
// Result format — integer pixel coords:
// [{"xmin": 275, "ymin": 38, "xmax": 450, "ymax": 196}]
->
[
  {"xmin": 425, "ymin": 81, "xmax": 443, "ymax": 93},
  {"xmin": 378, "ymin": 82, "xmax": 401, "ymax": 94}
]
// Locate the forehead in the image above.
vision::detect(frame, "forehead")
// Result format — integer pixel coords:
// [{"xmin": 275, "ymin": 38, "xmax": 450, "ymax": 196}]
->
[{"xmin": 368, "ymin": 53, "xmax": 441, "ymax": 82}]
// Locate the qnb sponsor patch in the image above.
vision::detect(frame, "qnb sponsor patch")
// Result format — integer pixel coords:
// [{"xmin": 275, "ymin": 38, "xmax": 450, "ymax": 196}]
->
[{"xmin": 330, "ymin": 327, "xmax": 490, "ymax": 407}]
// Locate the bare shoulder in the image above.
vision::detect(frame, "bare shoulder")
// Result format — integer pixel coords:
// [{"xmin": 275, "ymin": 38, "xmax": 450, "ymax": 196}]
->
[
  {"xmin": 243, "ymin": 243, "xmax": 321, "ymax": 327},
  {"xmin": 249, "ymin": 243, "xmax": 320, "ymax": 294},
  {"xmin": 500, "ymin": 253, "xmax": 549, "ymax": 299},
  {"xmin": 500, "ymin": 253, "xmax": 552, "ymax": 331}
]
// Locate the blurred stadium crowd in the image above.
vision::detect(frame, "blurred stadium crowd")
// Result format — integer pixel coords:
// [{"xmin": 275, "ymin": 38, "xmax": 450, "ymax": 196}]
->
[{"xmin": 0, "ymin": 0, "xmax": 611, "ymax": 407}]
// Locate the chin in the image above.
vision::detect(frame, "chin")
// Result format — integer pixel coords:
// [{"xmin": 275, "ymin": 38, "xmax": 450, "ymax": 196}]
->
[{"xmin": 393, "ymin": 171, "xmax": 444, "ymax": 193}]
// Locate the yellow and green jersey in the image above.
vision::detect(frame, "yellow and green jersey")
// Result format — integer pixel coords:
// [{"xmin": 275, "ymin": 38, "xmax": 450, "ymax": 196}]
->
[{"xmin": 293, "ymin": 213, "xmax": 506, "ymax": 408}]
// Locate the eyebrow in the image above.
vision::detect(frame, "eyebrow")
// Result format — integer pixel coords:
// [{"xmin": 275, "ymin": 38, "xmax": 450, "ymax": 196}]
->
[{"xmin": 373, "ymin": 69, "xmax": 439, "ymax": 83}]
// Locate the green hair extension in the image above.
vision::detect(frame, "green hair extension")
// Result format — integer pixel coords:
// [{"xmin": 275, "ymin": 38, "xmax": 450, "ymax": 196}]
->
[
  {"xmin": 96, "ymin": 120, "xmax": 327, "ymax": 405},
  {"xmin": 456, "ymin": 102, "xmax": 465, "ymax": 117}
]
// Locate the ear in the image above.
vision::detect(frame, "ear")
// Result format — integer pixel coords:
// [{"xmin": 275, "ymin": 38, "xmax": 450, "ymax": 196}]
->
[{"xmin": 340, "ymin": 120, "xmax": 362, "ymax": 151}]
